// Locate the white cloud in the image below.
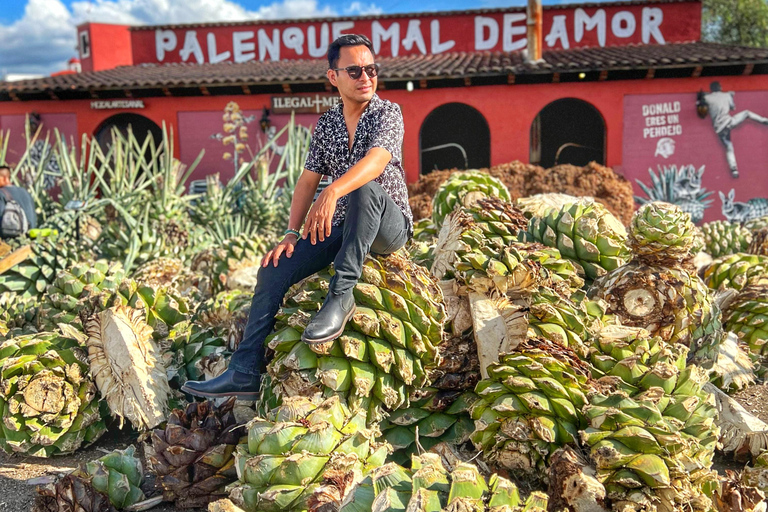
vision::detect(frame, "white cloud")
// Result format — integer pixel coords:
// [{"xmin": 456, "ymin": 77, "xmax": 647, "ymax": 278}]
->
[
  {"xmin": 0, "ymin": 0, "xmax": 75, "ymax": 75},
  {"xmin": 344, "ymin": 2, "xmax": 383, "ymax": 15},
  {"xmin": 1, "ymin": 0, "xmax": 381, "ymax": 76}
]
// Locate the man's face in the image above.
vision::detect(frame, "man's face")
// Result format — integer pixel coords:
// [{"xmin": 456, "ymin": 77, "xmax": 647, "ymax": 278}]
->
[
  {"xmin": 0, "ymin": 172, "xmax": 10, "ymax": 187},
  {"xmin": 328, "ymin": 45, "xmax": 376, "ymax": 105}
]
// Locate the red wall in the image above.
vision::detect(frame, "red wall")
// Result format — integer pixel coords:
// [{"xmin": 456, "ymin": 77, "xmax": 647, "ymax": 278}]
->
[
  {"xmin": 3, "ymin": 75, "xmax": 768, "ymax": 185},
  {"xmin": 78, "ymin": 23, "xmax": 133, "ymax": 72}
]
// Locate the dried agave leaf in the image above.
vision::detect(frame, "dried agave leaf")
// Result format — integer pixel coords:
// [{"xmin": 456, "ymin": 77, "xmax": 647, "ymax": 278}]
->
[{"xmin": 86, "ymin": 306, "xmax": 170, "ymax": 430}]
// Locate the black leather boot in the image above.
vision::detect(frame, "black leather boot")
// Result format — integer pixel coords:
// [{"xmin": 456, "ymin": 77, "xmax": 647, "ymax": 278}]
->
[
  {"xmin": 182, "ymin": 368, "xmax": 261, "ymax": 399},
  {"xmin": 301, "ymin": 290, "xmax": 356, "ymax": 345}
]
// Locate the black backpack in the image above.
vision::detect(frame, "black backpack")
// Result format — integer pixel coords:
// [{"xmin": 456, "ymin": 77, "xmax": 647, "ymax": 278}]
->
[{"xmin": 1, "ymin": 188, "xmax": 29, "ymax": 238}]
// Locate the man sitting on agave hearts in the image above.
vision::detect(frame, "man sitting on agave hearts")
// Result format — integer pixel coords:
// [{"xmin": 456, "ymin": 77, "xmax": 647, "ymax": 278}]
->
[{"xmin": 183, "ymin": 34, "xmax": 413, "ymax": 399}]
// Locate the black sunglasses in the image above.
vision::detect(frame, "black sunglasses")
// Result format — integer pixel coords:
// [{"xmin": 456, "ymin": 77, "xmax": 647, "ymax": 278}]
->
[{"xmin": 332, "ymin": 63, "xmax": 380, "ymax": 80}]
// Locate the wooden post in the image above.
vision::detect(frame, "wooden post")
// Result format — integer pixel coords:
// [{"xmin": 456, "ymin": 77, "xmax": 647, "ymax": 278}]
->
[{"xmin": 0, "ymin": 245, "xmax": 32, "ymax": 275}]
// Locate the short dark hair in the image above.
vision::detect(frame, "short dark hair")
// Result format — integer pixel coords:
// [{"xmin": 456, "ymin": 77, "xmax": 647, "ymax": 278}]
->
[
  {"xmin": 0, "ymin": 165, "xmax": 10, "ymax": 177},
  {"xmin": 710, "ymin": 81, "xmax": 722, "ymax": 92},
  {"xmin": 328, "ymin": 34, "xmax": 374, "ymax": 69}
]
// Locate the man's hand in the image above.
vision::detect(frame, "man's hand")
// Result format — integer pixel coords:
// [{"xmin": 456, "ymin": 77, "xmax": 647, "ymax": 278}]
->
[
  {"xmin": 261, "ymin": 234, "xmax": 298, "ymax": 267},
  {"xmin": 302, "ymin": 187, "xmax": 337, "ymax": 244}
]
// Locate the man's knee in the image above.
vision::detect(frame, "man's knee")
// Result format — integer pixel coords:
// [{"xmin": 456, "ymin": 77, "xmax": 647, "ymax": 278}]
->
[{"xmin": 349, "ymin": 181, "xmax": 385, "ymax": 210}]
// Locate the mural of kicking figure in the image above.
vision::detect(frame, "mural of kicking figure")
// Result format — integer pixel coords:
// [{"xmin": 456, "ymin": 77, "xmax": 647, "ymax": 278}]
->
[{"xmin": 701, "ymin": 81, "xmax": 768, "ymax": 178}]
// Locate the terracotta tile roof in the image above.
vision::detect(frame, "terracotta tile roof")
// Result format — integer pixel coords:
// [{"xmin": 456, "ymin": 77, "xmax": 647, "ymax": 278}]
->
[{"xmin": 2, "ymin": 42, "xmax": 766, "ymax": 97}]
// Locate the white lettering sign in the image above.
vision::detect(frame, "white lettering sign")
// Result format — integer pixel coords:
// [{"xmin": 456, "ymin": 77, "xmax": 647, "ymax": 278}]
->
[
  {"xmin": 641, "ymin": 101, "xmax": 682, "ymax": 139},
  {"xmin": 372, "ymin": 21, "xmax": 400, "ymax": 57},
  {"xmin": 149, "ymin": 12, "xmax": 672, "ymax": 63},
  {"xmin": 574, "ymin": 8, "xmax": 606, "ymax": 47},
  {"xmin": 475, "ymin": 16, "xmax": 499, "ymax": 51},
  {"xmin": 91, "ymin": 100, "xmax": 146, "ymax": 109}
]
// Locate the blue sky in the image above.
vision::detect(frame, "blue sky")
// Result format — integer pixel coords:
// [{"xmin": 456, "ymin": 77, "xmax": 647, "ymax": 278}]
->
[{"xmin": 0, "ymin": 0, "xmax": 602, "ymax": 76}]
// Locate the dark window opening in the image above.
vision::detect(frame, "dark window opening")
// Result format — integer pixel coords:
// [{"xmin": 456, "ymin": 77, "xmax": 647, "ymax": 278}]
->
[
  {"xmin": 530, "ymin": 98, "xmax": 605, "ymax": 168},
  {"xmin": 419, "ymin": 103, "xmax": 490, "ymax": 174}
]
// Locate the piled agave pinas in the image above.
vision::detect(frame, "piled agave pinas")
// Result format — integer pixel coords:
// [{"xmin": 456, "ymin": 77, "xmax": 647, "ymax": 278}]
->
[
  {"xmin": 0, "ymin": 331, "xmax": 107, "ymax": 457},
  {"xmin": 525, "ymin": 199, "xmax": 630, "ymax": 282},
  {"xmin": 431, "ymin": 170, "xmax": 512, "ymax": 229},
  {"xmin": 700, "ymin": 220, "xmax": 752, "ymax": 258},
  {"xmin": 0, "ymin": 237, "xmax": 91, "ymax": 300},
  {"xmin": 589, "ymin": 202, "xmax": 756, "ymax": 390},
  {"xmin": 230, "ymin": 396, "xmax": 388, "ymax": 512},
  {"xmin": 469, "ymin": 337, "xmax": 592, "ymax": 479},
  {"xmin": 723, "ymin": 276, "xmax": 768, "ymax": 357},
  {"xmin": 34, "ymin": 445, "xmax": 145, "ymax": 512},
  {"xmin": 267, "ymin": 253, "xmax": 445, "ymax": 423},
  {"xmin": 582, "ymin": 325, "xmax": 720, "ymax": 511},
  {"xmin": 591, "ymin": 203, "xmax": 719, "ymax": 348},
  {"xmin": 145, "ymin": 399, "xmax": 246, "ymax": 508},
  {"xmin": 335, "ymin": 454, "xmax": 548, "ymax": 512}
]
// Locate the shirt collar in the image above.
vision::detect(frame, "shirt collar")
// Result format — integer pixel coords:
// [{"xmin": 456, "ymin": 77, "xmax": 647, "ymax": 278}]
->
[{"xmin": 336, "ymin": 93, "xmax": 382, "ymax": 114}]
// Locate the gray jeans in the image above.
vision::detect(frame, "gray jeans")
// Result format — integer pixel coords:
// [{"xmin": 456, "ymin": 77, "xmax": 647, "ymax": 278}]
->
[{"xmin": 229, "ymin": 180, "xmax": 410, "ymax": 375}]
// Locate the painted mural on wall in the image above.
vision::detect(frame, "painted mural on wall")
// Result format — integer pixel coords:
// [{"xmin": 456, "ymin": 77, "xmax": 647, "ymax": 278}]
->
[
  {"xmin": 0, "ymin": 113, "xmax": 77, "ymax": 188},
  {"xmin": 178, "ymin": 104, "xmax": 319, "ymax": 184},
  {"xmin": 623, "ymin": 87, "xmax": 768, "ymax": 224}
]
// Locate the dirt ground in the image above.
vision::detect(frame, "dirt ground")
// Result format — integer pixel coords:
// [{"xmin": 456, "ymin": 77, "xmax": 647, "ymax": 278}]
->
[
  {"xmin": 3, "ymin": 384, "xmax": 768, "ymax": 511},
  {"xmin": 0, "ymin": 427, "xmax": 177, "ymax": 512}
]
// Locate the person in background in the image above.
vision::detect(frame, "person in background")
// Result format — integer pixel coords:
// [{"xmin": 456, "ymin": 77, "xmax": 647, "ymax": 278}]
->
[
  {"xmin": 702, "ymin": 81, "xmax": 768, "ymax": 178},
  {"xmin": 182, "ymin": 34, "xmax": 412, "ymax": 399},
  {"xmin": 0, "ymin": 165, "xmax": 37, "ymax": 238}
]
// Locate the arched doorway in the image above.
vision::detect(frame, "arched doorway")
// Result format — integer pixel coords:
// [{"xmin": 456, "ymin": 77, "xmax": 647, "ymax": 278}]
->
[
  {"xmin": 94, "ymin": 113, "xmax": 163, "ymax": 156},
  {"xmin": 420, "ymin": 103, "xmax": 490, "ymax": 174},
  {"xmin": 530, "ymin": 98, "xmax": 605, "ymax": 168}
]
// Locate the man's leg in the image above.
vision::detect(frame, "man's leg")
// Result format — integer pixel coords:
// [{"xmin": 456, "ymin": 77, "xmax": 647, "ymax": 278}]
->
[
  {"xmin": 302, "ymin": 181, "xmax": 409, "ymax": 344},
  {"xmin": 718, "ymin": 130, "xmax": 739, "ymax": 178},
  {"xmin": 183, "ymin": 229, "xmax": 344, "ymax": 398},
  {"xmin": 731, "ymin": 110, "xmax": 768, "ymax": 127}
]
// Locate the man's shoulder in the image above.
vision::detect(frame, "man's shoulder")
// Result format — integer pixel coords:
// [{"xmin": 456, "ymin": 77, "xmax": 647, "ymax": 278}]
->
[{"xmin": 370, "ymin": 95, "xmax": 401, "ymax": 114}]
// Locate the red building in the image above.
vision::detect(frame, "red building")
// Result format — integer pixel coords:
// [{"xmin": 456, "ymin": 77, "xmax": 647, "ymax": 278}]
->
[{"xmin": 2, "ymin": 0, "xmax": 768, "ymax": 222}]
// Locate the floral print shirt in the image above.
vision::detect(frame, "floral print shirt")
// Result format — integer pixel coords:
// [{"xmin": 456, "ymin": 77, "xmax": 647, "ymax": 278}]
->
[{"xmin": 304, "ymin": 93, "xmax": 413, "ymax": 234}]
